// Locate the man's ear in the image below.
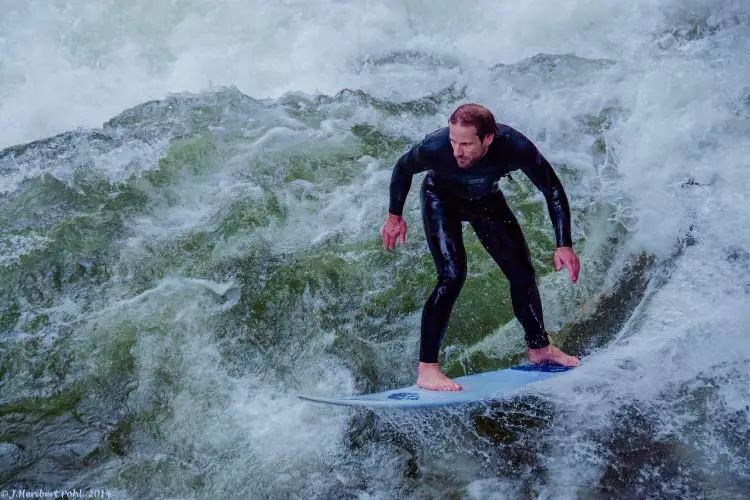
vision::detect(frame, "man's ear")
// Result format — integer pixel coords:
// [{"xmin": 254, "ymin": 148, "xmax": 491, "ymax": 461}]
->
[{"xmin": 483, "ymin": 132, "xmax": 495, "ymax": 148}]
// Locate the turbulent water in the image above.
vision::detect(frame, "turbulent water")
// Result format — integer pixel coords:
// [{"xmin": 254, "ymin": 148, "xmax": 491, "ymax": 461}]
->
[{"xmin": 1, "ymin": 1, "xmax": 749, "ymax": 499}]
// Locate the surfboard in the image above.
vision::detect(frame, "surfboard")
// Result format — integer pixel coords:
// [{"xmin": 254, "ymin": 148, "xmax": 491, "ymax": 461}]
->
[{"xmin": 298, "ymin": 363, "xmax": 575, "ymax": 409}]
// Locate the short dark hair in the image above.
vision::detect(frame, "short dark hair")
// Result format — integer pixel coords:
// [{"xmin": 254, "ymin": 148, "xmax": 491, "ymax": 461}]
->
[{"xmin": 449, "ymin": 104, "xmax": 497, "ymax": 139}]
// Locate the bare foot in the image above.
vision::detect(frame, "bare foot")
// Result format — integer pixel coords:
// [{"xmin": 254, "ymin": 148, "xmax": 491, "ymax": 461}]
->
[
  {"xmin": 416, "ymin": 362, "xmax": 463, "ymax": 391},
  {"xmin": 528, "ymin": 345, "xmax": 580, "ymax": 367}
]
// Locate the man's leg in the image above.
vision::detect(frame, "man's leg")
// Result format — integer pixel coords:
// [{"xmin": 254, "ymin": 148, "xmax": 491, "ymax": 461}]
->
[
  {"xmin": 470, "ymin": 194, "xmax": 579, "ymax": 366},
  {"xmin": 417, "ymin": 179, "xmax": 466, "ymax": 390}
]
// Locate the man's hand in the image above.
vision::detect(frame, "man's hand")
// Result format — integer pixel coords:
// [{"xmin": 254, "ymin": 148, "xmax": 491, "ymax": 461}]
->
[
  {"xmin": 382, "ymin": 213, "xmax": 407, "ymax": 250},
  {"xmin": 554, "ymin": 246, "xmax": 580, "ymax": 284}
]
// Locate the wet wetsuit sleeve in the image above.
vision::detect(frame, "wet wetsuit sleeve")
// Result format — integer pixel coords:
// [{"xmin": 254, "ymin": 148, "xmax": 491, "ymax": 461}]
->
[
  {"xmin": 388, "ymin": 141, "xmax": 430, "ymax": 216},
  {"xmin": 514, "ymin": 136, "xmax": 573, "ymax": 247}
]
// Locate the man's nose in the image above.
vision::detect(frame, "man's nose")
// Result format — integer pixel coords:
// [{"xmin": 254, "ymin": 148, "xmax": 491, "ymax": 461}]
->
[{"xmin": 454, "ymin": 146, "xmax": 463, "ymax": 157}]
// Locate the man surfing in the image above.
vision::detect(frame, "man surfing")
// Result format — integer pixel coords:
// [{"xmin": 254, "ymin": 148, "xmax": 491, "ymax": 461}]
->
[{"xmin": 382, "ymin": 104, "xmax": 580, "ymax": 392}]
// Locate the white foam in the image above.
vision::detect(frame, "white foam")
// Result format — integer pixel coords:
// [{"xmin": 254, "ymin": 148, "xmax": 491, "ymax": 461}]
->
[
  {"xmin": 0, "ymin": 234, "xmax": 51, "ymax": 267},
  {"xmin": 2, "ymin": 0, "xmax": 735, "ymax": 150}
]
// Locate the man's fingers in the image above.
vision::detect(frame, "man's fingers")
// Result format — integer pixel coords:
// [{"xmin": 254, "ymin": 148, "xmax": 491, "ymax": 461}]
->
[
  {"xmin": 384, "ymin": 233, "xmax": 393, "ymax": 250},
  {"xmin": 567, "ymin": 257, "xmax": 580, "ymax": 283},
  {"xmin": 382, "ymin": 222, "xmax": 407, "ymax": 250}
]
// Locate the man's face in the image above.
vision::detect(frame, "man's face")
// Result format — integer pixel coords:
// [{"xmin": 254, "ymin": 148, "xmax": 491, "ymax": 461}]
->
[{"xmin": 449, "ymin": 123, "xmax": 494, "ymax": 168}]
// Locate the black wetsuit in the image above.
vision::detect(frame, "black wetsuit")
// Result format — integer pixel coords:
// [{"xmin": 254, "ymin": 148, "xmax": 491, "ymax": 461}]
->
[{"xmin": 388, "ymin": 124, "xmax": 573, "ymax": 363}]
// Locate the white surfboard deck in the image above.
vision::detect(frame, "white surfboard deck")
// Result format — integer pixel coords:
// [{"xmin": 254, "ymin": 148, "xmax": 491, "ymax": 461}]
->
[{"xmin": 298, "ymin": 363, "xmax": 575, "ymax": 409}]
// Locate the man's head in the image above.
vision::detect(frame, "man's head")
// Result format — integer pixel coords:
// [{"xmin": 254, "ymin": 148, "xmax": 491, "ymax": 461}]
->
[{"xmin": 448, "ymin": 104, "xmax": 496, "ymax": 168}]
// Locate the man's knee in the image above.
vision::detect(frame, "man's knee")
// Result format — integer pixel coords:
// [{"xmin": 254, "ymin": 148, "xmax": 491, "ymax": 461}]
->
[
  {"xmin": 506, "ymin": 257, "xmax": 537, "ymax": 288},
  {"xmin": 439, "ymin": 265, "xmax": 467, "ymax": 290}
]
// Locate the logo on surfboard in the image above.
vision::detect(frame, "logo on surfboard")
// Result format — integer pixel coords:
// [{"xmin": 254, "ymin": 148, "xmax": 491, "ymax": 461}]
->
[{"xmin": 387, "ymin": 392, "xmax": 420, "ymax": 400}]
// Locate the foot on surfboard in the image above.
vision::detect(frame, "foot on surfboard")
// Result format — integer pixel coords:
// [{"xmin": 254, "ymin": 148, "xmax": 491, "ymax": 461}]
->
[
  {"xmin": 416, "ymin": 362, "xmax": 463, "ymax": 391},
  {"xmin": 528, "ymin": 345, "xmax": 580, "ymax": 367}
]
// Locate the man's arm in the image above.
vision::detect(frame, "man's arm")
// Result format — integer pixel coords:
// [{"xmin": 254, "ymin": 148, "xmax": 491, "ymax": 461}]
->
[
  {"xmin": 512, "ymin": 134, "xmax": 573, "ymax": 248},
  {"xmin": 388, "ymin": 141, "xmax": 429, "ymax": 216}
]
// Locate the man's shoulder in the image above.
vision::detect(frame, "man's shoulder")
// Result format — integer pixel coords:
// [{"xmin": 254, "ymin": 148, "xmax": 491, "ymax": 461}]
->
[
  {"xmin": 419, "ymin": 127, "xmax": 450, "ymax": 152},
  {"xmin": 493, "ymin": 123, "xmax": 536, "ymax": 154},
  {"xmin": 495, "ymin": 123, "xmax": 525, "ymax": 142}
]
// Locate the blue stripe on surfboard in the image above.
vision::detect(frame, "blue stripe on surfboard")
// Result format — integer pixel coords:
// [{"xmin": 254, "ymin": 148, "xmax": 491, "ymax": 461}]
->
[
  {"xmin": 510, "ymin": 362, "xmax": 576, "ymax": 373},
  {"xmin": 298, "ymin": 363, "xmax": 577, "ymax": 408}
]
